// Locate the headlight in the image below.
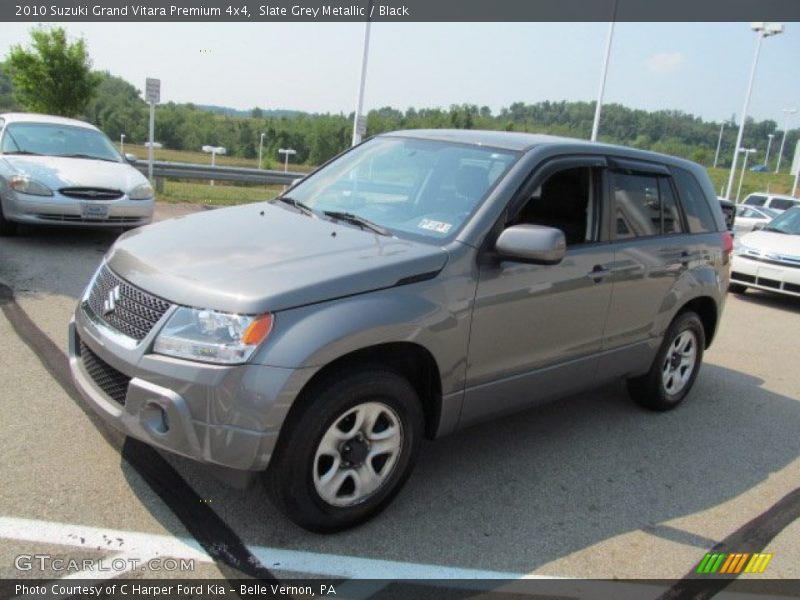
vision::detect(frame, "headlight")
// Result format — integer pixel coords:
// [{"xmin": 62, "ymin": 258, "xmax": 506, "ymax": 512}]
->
[
  {"xmin": 9, "ymin": 175, "xmax": 53, "ymax": 196},
  {"xmin": 129, "ymin": 183, "xmax": 154, "ymax": 200},
  {"xmin": 733, "ymin": 243, "xmax": 759, "ymax": 257},
  {"xmin": 154, "ymin": 307, "xmax": 273, "ymax": 365}
]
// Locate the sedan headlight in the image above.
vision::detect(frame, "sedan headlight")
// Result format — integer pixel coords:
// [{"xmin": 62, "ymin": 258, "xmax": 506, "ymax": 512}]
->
[
  {"xmin": 9, "ymin": 175, "xmax": 53, "ymax": 196},
  {"xmin": 733, "ymin": 243, "xmax": 759, "ymax": 257},
  {"xmin": 154, "ymin": 307, "xmax": 273, "ymax": 365},
  {"xmin": 129, "ymin": 183, "xmax": 154, "ymax": 200}
]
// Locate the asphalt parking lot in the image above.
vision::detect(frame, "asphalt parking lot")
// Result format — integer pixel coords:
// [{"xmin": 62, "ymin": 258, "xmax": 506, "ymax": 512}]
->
[{"xmin": 1, "ymin": 204, "xmax": 799, "ymax": 596}]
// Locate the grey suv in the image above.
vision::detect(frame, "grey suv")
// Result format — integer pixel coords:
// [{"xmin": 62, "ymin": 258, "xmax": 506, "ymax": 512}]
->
[{"xmin": 69, "ymin": 130, "xmax": 730, "ymax": 532}]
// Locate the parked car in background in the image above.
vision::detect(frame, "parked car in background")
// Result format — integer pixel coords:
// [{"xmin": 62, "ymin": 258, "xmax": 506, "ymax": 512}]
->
[
  {"xmin": 69, "ymin": 130, "xmax": 730, "ymax": 531},
  {"xmin": 718, "ymin": 197, "xmax": 736, "ymax": 232},
  {"xmin": 730, "ymin": 206, "xmax": 800, "ymax": 297},
  {"xmin": 742, "ymin": 192, "xmax": 800, "ymax": 213},
  {"xmin": 734, "ymin": 205, "xmax": 780, "ymax": 235},
  {"xmin": 0, "ymin": 113, "xmax": 154, "ymax": 236},
  {"xmin": 749, "ymin": 164, "xmax": 769, "ymax": 172}
]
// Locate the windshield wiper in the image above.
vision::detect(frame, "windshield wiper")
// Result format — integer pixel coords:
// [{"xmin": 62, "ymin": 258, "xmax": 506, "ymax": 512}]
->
[
  {"xmin": 4, "ymin": 150, "xmax": 42, "ymax": 156},
  {"xmin": 59, "ymin": 153, "xmax": 118, "ymax": 163},
  {"xmin": 276, "ymin": 196, "xmax": 315, "ymax": 217},
  {"xmin": 323, "ymin": 211, "xmax": 390, "ymax": 236},
  {"xmin": 762, "ymin": 226, "xmax": 787, "ymax": 234}
]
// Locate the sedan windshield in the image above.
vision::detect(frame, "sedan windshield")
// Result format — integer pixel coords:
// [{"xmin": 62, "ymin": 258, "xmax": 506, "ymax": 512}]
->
[
  {"xmin": 1, "ymin": 122, "xmax": 122, "ymax": 162},
  {"xmin": 763, "ymin": 206, "xmax": 800, "ymax": 235},
  {"xmin": 281, "ymin": 136, "xmax": 518, "ymax": 241}
]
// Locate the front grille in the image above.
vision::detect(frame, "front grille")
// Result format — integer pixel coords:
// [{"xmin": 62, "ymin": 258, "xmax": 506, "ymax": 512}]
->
[
  {"xmin": 85, "ymin": 266, "xmax": 171, "ymax": 341},
  {"xmin": 759, "ymin": 278, "xmax": 781, "ymax": 289},
  {"xmin": 731, "ymin": 271, "xmax": 756, "ymax": 284},
  {"xmin": 785, "ymin": 283, "xmax": 800, "ymax": 294},
  {"xmin": 79, "ymin": 340, "xmax": 131, "ymax": 405},
  {"xmin": 60, "ymin": 187, "xmax": 124, "ymax": 200}
]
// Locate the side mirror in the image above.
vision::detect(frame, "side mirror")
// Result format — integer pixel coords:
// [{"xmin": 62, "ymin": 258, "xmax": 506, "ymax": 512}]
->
[
  {"xmin": 495, "ymin": 224, "xmax": 566, "ymax": 264},
  {"xmin": 752, "ymin": 222, "xmax": 765, "ymax": 231},
  {"xmin": 124, "ymin": 153, "xmax": 138, "ymax": 164}
]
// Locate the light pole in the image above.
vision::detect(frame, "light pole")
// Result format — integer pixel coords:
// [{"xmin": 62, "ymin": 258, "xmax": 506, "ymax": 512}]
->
[
  {"xmin": 725, "ymin": 22, "xmax": 783, "ymax": 200},
  {"xmin": 713, "ymin": 120, "xmax": 729, "ymax": 169},
  {"xmin": 258, "ymin": 133, "xmax": 266, "ymax": 169},
  {"xmin": 591, "ymin": 0, "xmax": 618, "ymax": 142},
  {"xmin": 764, "ymin": 133, "xmax": 775, "ymax": 168},
  {"xmin": 736, "ymin": 148, "xmax": 757, "ymax": 202},
  {"xmin": 120, "ymin": 133, "xmax": 125, "ymax": 155},
  {"xmin": 351, "ymin": 0, "xmax": 373, "ymax": 146},
  {"xmin": 775, "ymin": 108, "xmax": 797, "ymax": 173},
  {"xmin": 278, "ymin": 148, "xmax": 296, "ymax": 173},
  {"xmin": 202, "ymin": 145, "xmax": 226, "ymax": 186}
]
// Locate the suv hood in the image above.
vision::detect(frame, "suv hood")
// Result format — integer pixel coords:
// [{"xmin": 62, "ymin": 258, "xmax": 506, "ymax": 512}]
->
[
  {"xmin": 105, "ymin": 202, "xmax": 449, "ymax": 314},
  {"xmin": 2, "ymin": 154, "xmax": 148, "ymax": 192}
]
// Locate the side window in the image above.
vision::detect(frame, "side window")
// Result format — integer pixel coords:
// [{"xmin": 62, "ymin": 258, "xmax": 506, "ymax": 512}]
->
[
  {"xmin": 744, "ymin": 195, "xmax": 767, "ymax": 207},
  {"xmin": 672, "ymin": 168, "xmax": 717, "ymax": 233},
  {"xmin": 659, "ymin": 178, "xmax": 683, "ymax": 234},
  {"xmin": 769, "ymin": 198, "xmax": 798, "ymax": 211},
  {"xmin": 611, "ymin": 172, "xmax": 661, "ymax": 238},
  {"xmin": 513, "ymin": 166, "xmax": 598, "ymax": 246}
]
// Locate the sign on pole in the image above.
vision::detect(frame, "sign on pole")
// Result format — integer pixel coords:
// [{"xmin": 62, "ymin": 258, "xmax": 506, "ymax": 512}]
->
[{"xmin": 145, "ymin": 78, "xmax": 161, "ymax": 182}]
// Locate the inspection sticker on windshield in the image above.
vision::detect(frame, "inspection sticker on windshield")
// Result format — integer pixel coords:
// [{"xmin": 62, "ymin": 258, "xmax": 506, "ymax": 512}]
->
[{"xmin": 418, "ymin": 219, "xmax": 452, "ymax": 234}]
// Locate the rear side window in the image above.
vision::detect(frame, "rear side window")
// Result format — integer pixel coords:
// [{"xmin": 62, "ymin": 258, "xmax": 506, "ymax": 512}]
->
[
  {"xmin": 769, "ymin": 198, "xmax": 799, "ymax": 211},
  {"xmin": 611, "ymin": 171, "xmax": 682, "ymax": 238},
  {"xmin": 672, "ymin": 168, "xmax": 717, "ymax": 233},
  {"xmin": 744, "ymin": 194, "xmax": 767, "ymax": 207}
]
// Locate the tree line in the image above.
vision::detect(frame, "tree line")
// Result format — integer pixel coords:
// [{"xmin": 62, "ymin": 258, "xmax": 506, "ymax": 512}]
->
[{"xmin": 1, "ymin": 27, "xmax": 797, "ymax": 170}]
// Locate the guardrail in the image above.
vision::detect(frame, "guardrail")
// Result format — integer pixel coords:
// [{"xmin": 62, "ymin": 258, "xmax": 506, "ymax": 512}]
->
[{"xmin": 132, "ymin": 160, "xmax": 306, "ymax": 186}]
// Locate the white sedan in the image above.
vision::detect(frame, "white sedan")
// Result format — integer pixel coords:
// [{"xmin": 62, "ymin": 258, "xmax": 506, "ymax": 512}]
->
[
  {"xmin": 734, "ymin": 205, "xmax": 780, "ymax": 235},
  {"xmin": 730, "ymin": 206, "xmax": 800, "ymax": 298}
]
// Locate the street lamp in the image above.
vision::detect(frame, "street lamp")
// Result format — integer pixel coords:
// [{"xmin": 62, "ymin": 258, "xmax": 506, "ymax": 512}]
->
[
  {"xmin": 120, "ymin": 133, "xmax": 125, "ymax": 155},
  {"xmin": 351, "ymin": 0, "xmax": 374, "ymax": 146},
  {"xmin": 258, "ymin": 133, "xmax": 266, "ymax": 169},
  {"xmin": 775, "ymin": 108, "xmax": 797, "ymax": 173},
  {"xmin": 725, "ymin": 22, "xmax": 783, "ymax": 200},
  {"xmin": 764, "ymin": 133, "xmax": 775, "ymax": 168},
  {"xmin": 278, "ymin": 148, "xmax": 296, "ymax": 173},
  {"xmin": 202, "ymin": 145, "xmax": 226, "ymax": 186},
  {"xmin": 736, "ymin": 148, "xmax": 757, "ymax": 202},
  {"xmin": 591, "ymin": 0, "xmax": 618, "ymax": 142},
  {"xmin": 713, "ymin": 120, "xmax": 729, "ymax": 169}
]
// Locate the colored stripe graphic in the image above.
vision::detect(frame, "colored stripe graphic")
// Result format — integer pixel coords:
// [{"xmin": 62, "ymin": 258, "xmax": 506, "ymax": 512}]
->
[{"xmin": 697, "ymin": 552, "xmax": 772, "ymax": 574}]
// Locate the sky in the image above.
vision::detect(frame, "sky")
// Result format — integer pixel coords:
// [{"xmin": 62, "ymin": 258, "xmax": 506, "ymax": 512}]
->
[{"xmin": 2, "ymin": 21, "xmax": 799, "ymax": 125}]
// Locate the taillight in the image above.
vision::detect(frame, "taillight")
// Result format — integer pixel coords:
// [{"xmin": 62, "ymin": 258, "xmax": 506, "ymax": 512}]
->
[{"xmin": 722, "ymin": 231, "xmax": 734, "ymax": 254}]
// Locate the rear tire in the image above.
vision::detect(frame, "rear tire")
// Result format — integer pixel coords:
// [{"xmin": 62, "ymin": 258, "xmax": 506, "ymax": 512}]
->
[
  {"xmin": 264, "ymin": 368, "xmax": 424, "ymax": 533},
  {"xmin": 627, "ymin": 311, "xmax": 705, "ymax": 411},
  {"xmin": 728, "ymin": 283, "xmax": 747, "ymax": 295}
]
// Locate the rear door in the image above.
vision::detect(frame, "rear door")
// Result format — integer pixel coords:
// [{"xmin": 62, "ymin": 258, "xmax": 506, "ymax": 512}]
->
[{"xmin": 599, "ymin": 160, "xmax": 692, "ymax": 377}]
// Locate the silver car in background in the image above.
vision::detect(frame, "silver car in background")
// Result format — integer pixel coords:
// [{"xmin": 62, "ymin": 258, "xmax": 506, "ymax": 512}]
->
[
  {"xmin": 734, "ymin": 205, "xmax": 780, "ymax": 235},
  {"xmin": 0, "ymin": 113, "xmax": 154, "ymax": 236}
]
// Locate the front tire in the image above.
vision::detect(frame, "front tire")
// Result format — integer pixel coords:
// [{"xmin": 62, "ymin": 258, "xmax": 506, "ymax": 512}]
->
[
  {"xmin": 265, "ymin": 368, "xmax": 424, "ymax": 532},
  {"xmin": 627, "ymin": 311, "xmax": 705, "ymax": 411},
  {"xmin": 728, "ymin": 282, "xmax": 747, "ymax": 295},
  {"xmin": 0, "ymin": 202, "xmax": 17, "ymax": 236}
]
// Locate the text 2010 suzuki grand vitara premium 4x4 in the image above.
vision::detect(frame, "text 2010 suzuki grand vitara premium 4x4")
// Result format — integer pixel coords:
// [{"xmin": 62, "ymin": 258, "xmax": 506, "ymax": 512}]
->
[{"xmin": 70, "ymin": 130, "xmax": 730, "ymax": 531}]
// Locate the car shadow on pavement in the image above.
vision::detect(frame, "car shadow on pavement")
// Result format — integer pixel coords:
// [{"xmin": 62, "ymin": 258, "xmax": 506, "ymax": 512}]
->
[
  {"xmin": 0, "ymin": 225, "xmax": 119, "ymax": 298},
  {"xmin": 121, "ymin": 361, "xmax": 800, "ymax": 576},
  {"xmin": 732, "ymin": 289, "xmax": 800, "ymax": 314}
]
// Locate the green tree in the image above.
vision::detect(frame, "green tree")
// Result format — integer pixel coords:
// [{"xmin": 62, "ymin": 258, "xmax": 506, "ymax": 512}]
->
[{"xmin": 6, "ymin": 26, "xmax": 101, "ymax": 117}]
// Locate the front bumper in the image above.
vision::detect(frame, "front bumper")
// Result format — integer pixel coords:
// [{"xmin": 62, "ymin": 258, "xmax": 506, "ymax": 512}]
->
[
  {"xmin": 68, "ymin": 306, "xmax": 314, "ymax": 472},
  {"xmin": 731, "ymin": 254, "xmax": 800, "ymax": 297},
  {"xmin": 2, "ymin": 190, "xmax": 154, "ymax": 227}
]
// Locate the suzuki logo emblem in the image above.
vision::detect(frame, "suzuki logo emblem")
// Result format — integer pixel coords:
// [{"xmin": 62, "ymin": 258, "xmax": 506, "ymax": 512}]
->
[{"xmin": 103, "ymin": 286, "xmax": 121, "ymax": 316}]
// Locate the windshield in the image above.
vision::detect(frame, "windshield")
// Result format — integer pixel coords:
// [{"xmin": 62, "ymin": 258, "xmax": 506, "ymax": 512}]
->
[
  {"xmin": 1, "ymin": 122, "xmax": 122, "ymax": 162},
  {"xmin": 764, "ymin": 207, "xmax": 800, "ymax": 235},
  {"xmin": 282, "ymin": 136, "xmax": 518, "ymax": 242}
]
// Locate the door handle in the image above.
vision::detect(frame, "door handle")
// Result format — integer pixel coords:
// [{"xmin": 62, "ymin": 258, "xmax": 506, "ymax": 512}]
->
[{"xmin": 588, "ymin": 265, "xmax": 611, "ymax": 282}]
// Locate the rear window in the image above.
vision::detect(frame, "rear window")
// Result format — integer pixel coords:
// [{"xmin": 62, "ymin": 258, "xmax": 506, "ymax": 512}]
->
[
  {"xmin": 672, "ymin": 168, "xmax": 717, "ymax": 233},
  {"xmin": 769, "ymin": 198, "xmax": 799, "ymax": 211},
  {"xmin": 744, "ymin": 194, "xmax": 767, "ymax": 207}
]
